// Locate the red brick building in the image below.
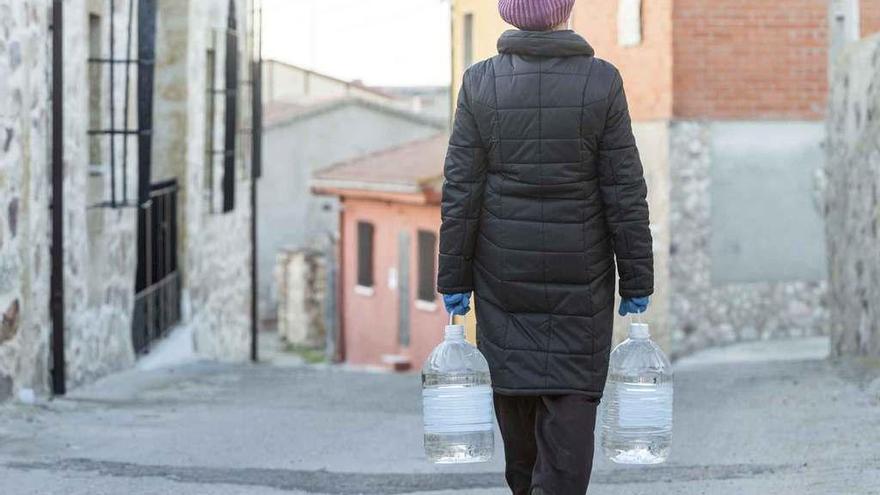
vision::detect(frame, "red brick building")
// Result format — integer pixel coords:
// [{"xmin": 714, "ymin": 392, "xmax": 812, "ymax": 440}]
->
[{"xmin": 312, "ymin": 136, "xmax": 448, "ymax": 369}]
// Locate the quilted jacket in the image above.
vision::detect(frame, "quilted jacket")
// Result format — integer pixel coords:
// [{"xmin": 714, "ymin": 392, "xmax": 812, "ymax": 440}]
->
[{"xmin": 437, "ymin": 29, "xmax": 654, "ymax": 396}]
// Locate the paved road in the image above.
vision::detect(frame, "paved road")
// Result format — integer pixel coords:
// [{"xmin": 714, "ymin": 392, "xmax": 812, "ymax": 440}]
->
[{"xmin": 0, "ymin": 337, "xmax": 878, "ymax": 494}]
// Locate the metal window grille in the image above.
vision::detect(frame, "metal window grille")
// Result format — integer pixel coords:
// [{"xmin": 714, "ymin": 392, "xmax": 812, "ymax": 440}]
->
[
  {"xmin": 205, "ymin": 45, "xmax": 217, "ymax": 212},
  {"xmin": 357, "ymin": 222, "xmax": 375, "ymax": 288},
  {"xmin": 86, "ymin": 0, "xmax": 147, "ymax": 209},
  {"xmin": 222, "ymin": 0, "xmax": 239, "ymax": 213},
  {"xmin": 417, "ymin": 231, "xmax": 437, "ymax": 302},
  {"xmin": 205, "ymin": 0, "xmax": 251, "ymax": 214}
]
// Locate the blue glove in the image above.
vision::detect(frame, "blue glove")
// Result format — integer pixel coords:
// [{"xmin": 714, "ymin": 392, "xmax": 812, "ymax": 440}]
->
[
  {"xmin": 443, "ymin": 292, "xmax": 471, "ymax": 316},
  {"xmin": 619, "ymin": 296, "xmax": 650, "ymax": 317}
]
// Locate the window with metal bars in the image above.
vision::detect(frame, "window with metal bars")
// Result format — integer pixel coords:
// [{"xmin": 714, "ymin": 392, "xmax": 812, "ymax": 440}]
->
[
  {"xmin": 203, "ymin": 0, "xmax": 253, "ymax": 214},
  {"xmin": 86, "ymin": 0, "xmax": 142, "ymax": 209},
  {"xmin": 204, "ymin": 38, "xmax": 221, "ymax": 214},
  {"xmin": 222, "ymin": 0, "xmax": 239, "ymax": 213}
]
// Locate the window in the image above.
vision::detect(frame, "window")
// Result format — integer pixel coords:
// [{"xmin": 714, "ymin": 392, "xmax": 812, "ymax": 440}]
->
[
  {"xmin": 417, "ymin": 230, "xmax": 437, "ymax": 303},
  {"xmin": 88, "ymin": 14, "xmax": 102, "ymax": 167},
  {"xmin": 85, "ymin": 0, "xmax": 139, "ymax": 208},
  {"xmin": 87, "ymin": 13, "xmax": 105, "ymax": 210},
  {"xmin": 618, "ymin": 0, "xmax": 643, "ymax": 47},
  {"xmin": 463, "ymin": 13, "xmax": 474, "ymax": 68},
  {"xmin": 204, "ymin": 45, "xmax": 217, "ymax": 211},
  {"xmin": 357, "ymin": 222, "xmax": 375, "ymax": 288},
  {"xmin": 222, "ymin": 0, "xmax": 239, "ymax": 213}
]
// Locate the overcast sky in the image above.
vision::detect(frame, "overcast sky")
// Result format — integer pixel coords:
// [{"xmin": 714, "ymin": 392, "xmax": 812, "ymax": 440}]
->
[{"xmin": 262, "ymin": 0, "xmax": 452, "ymax": 87}]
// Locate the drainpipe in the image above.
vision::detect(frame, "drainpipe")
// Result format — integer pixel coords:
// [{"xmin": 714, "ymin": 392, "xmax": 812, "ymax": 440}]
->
[
  {"xmin": 335, "ymin": 203, "xmax": 346, "ymax": 362},
  {"xmin": 50, "ymin": 0, "xmax": 66, "ymax": 395},
  {"xmin": 250, "ymin": 0, "xmax": 263, "ymax": 362}
]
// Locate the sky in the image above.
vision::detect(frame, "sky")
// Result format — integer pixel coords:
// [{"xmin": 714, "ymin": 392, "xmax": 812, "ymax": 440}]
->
[{"xmin": 261, "ymin": 0, "xmax": 452, "ymax": 88}]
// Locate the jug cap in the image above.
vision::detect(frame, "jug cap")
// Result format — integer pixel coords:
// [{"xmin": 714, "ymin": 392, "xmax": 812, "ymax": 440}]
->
[
  {"xmin": 629, "ymin": 322, "xmax": 650, "ymax": 339},
  {"xmin": 444, "ymin": 325, "xmax": 466, "ymax": 340}
]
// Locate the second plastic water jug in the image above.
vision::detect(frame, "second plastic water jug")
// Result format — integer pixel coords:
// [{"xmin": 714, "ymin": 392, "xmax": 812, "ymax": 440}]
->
[
  {"xmin": 600, "ymin": 320, "xmax": 673, "ymax": 464},
  {"xmin": 422, "ymin": 316, "xmax": 494, "ymax": 464}
]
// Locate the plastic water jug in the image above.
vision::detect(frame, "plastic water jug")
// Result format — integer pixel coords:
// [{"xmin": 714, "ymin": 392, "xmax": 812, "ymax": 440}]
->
[
  {"xmin": 601, "ymin": 319, "xmax": 673, "ymax": 464},
  {"xmin": 422, "ymin": 315, "xmax": 494, "ymax": 464}
]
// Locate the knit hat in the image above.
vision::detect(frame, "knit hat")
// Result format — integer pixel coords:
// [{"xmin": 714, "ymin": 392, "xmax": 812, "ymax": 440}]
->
[{"xmin": 498, "ymin": 0, "xmax": 575, "ymax": 31}]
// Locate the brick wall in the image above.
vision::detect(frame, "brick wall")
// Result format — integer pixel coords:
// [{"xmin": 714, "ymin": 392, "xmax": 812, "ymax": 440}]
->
[
  {"xmin": 572, "ymin": 0, "xmax": 674, "ymax": 121},
  {"xmin": 863, "ymin": 1, "xmax": 880, "ymax": 36},
  {"xmin": 672, "ymin": 0, "xmax": 880, "ymax": 120}
]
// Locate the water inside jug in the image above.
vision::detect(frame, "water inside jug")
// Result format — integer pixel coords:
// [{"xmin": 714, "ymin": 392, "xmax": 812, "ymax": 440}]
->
[{"xmin": 601, "ymin": 318, "xmax": 673, "ymax": 464}]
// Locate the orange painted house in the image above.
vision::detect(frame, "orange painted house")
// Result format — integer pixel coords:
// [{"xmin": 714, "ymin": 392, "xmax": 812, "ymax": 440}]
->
[{"xmin": 312, "ymin": 135, "xmax": 449, "ymax": 370}]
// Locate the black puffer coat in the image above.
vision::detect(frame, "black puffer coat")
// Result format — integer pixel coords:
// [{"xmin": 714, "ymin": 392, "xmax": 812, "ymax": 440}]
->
[{"xmin": 437, "ymin": 30, "xmax": 653, "ymax": 396}]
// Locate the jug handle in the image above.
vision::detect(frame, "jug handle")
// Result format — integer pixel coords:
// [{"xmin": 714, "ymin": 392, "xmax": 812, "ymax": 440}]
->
[{"xmin": 448, "ymin": 312, "xmax": 456, "ymax": 326}]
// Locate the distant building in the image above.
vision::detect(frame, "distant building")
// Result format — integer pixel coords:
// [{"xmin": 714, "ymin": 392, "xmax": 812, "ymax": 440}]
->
[
  {"xmin": 0, "ymin": 0, "xmax": 258, "ymax": 400},
  {"xmin": 260, "ymin": 97, "xmax": 444, "ymax": 322},
  {"xmin": 262, "ymin": 59, "xmax": 396, "ymax": 107},
  {"xmin": 371, "ymin": 86, "xmax": 452, "ymax": 124},
  {"xmin": 312, "ymin": 135, "xmax": 448, "ymax": 369},
  {"xmin": 451, "ymin": 0, "xmax": 880, "ymax": 355}
]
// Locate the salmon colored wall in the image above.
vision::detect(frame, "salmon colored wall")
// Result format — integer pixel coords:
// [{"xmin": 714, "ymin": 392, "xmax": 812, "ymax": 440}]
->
[
  {"xmin": 340, "ymin": 198, "xmax": 447, "ymax": 369},
  {"xmin": 572, "ymin": 0, "xmax": 674, "ymax": 121}
]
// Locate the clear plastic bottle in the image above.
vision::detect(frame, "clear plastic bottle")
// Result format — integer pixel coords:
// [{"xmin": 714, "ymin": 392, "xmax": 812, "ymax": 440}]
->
[
  {"xmin": 601, "ymin": 321, "xmax": 673, "ymax": 464},
  {"xmin": 422, "ymin": 320, "xmax": 494, "ymax": 464}
]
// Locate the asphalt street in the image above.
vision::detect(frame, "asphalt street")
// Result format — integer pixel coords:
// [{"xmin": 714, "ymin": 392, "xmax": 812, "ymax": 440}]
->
[{"xmin": 0, "ymin": 336, "xmax": 878, "ymax": 494}]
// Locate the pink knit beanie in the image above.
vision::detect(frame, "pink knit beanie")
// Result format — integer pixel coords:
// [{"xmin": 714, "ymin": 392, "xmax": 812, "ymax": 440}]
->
[{"xmin": 498, "ymin": 0, "xmax": 575, "ymax": 31}]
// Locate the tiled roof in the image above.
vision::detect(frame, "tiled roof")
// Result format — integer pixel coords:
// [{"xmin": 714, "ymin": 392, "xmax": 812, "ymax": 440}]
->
[{"xmin": 312, "ymin": 134, "xmax": 449, "ymax": 195}]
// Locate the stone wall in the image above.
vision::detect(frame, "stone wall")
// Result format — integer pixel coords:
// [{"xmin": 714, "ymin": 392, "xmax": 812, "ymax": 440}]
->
[
  {"xmin": 0, "ymin": 0, "xmax": 138, "ymax": 395},
  {"xmin": 0, "ymin": 0, "xmax": 255, "ymax": 401},
  {"xmin": 669, "ymin": 121, "xmax": 828, "ymax": 357},
  {"xmin": 181, "ymin": 0, "xmax": 254, "ymax": 361},
  {"xmin": 0, "ymin": 0, "xmax": 52, "ymax": 399},
  {"xmin": 64, "ymin": 0, "xmax": 138, "ymax": 388},
  {"xmin": 826, "ymin": 33, "xmax": 880, "ymax": 357},
  {"xmin": 276, "ymin": 249, "xmax": 326, "ymax": 348}
]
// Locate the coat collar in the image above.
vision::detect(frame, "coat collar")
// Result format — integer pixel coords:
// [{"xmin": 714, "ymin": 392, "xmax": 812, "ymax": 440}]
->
[{"xmin": 497, "ymin": 29, "xmax": 595, "ymax": 57}]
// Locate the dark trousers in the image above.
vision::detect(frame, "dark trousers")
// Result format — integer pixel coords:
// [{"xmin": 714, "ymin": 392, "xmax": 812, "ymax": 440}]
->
[{"xmin": 493, "ymin": 393, "xmax": 600, "ymax": 495}]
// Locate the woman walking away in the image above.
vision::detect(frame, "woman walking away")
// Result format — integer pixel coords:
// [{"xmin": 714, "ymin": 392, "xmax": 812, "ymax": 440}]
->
[{"xmin": 437, "ymin": 1, "xmax": 654, "ymax": 493}]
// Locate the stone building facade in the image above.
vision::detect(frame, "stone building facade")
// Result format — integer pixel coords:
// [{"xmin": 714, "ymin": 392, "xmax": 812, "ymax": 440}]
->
[
  {"xmin": 451, "ymin": 0, "xmax": 880, "ymax": 356},
  {"xmin": 0, "ymin": 0, "xmax": 53, "ymax": 399},
  {"xmin": 827, "ymin": 32, "xmax": 880, "ymax": 357},
  {"xmin": 0, "ymin": 0, "xmax": 257, "ymax": 401}
]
